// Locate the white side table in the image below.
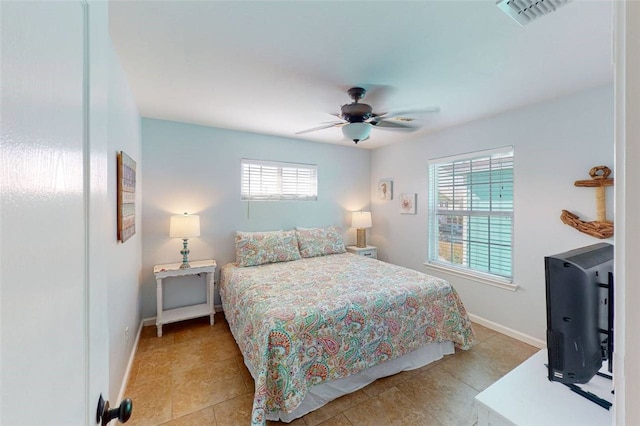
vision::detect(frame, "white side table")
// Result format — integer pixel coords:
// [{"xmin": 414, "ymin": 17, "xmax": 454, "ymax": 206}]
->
[
  {"xmin": 153, "ymin": 259, "xmax": 216, "ymax": 337},
  {"xmin": 346, "ymin": 245, "xmax": 377, "ymax": 259}
]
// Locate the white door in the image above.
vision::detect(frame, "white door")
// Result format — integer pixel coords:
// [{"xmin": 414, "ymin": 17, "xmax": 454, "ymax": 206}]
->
[{"xmin": 1, "ymin": 1, "xmax": 110, "ymax": 424}]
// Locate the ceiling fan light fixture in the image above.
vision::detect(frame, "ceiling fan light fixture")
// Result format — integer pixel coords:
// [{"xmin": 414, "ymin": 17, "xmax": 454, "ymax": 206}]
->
[
  {"xmin": 496, "ymin": 0, "xmax": 571, "ymax": 26},
  {"xmin": 342, "ymin": 122, "xmax": 371, "ymax": 144}
]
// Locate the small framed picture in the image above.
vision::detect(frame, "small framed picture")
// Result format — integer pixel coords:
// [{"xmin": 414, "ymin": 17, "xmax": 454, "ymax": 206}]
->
[
  {"xmin": 400, "ymin": 193, "xmax": 417, "ymax": 214},
  {"xmin": 378, "ymin": 179, "xmax": 393, "ymax": 200}
]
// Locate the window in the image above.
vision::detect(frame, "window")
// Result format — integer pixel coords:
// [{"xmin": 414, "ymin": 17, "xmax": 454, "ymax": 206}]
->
[
  {"xmin": 241, "ymin": 159, "xmax": 318, "ymax": 201},
  {"xmin": 428, "ymin": 147, "xmax": 514, "ymax": 281}
]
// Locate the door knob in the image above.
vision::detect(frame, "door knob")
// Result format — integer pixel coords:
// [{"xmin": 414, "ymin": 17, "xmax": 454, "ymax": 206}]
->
[{"xmin": 97, "ymin": 394, "xmax": 132, "ymax": 425}]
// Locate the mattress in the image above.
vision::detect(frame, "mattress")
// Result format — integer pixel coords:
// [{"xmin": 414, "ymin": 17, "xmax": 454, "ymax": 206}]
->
[{"xmin": 220, "ymin": 253, "xmax": 475, "ymax": 425}]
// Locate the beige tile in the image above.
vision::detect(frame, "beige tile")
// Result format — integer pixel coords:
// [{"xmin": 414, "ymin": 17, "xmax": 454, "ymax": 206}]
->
[
  {"xmin": 343, "ymin": 387, "xmax": 441, "ymax": 426},
  {"xmin": 469, "ymin": 322, "xmax": 498, "ymax": 343},
  {"xmin": 127, "ymin": 360, "xmax": 141, "ymax": 389},
  {"xmin": 203, "ymin": 333, "xmax": 244, "ymax": 361},
  {"xmin": 138, "ymin": 332, "xmax": 176, "ymax": 353},
  {"xmin": 172, "ymin": 366, "xmax": 248, "ymax": 418},
  {"xmin": 132, "ymin": 346, "xmax": 178, "ymax": 386},
  {"xmin": 141, "ymin": 324, "xmax": 160, "ymax": 339},
  {"xmin": 361, "ymin": 369, "xmax": 420, "ymax": 398},
  {"xmin": 173, "ymin": 357, "xmax": 240, "ymax": 384},
  {"xmin": 128, "ymin": 310, "xmax": 534, "ymax": 426},
  {"xmin": 213, "ymin": 392, "xmax": 254, "ymax": 426},
  {"xmin": 170, "ymin": 340, "xmax": 211, "ymax": 373},
  {"xmin": 126, "ymin": 377, "xmax": 172, "ymax": 426},
  {"xmin": 161, "ymin": 406, "xmax": 216, "ymax": 425},
  {"xmin": 172, "ymin": 315, "xmax": 231, "ymax": 344},
  {"xmin": 439, "ymin": 333, "xmax": 537, "ymax": 392},
  {"xmin": 304, "ymin": 389, "xmax": 369, "ymax": 426},
  {"xmin": 236, "ymin": 357, "xmax": 255, "ymax": 390},
  {"xmin": 395, "ymin": 367, "xmax": 477, "ymax": 426},
  {"xmin": 317, "ymin": 413, "xmax": 353, "ymax": 426},
  {"xmin": 478, "ymin": 333, "xmax": 538, "ymax": 365},
  {"xmin": 438, "ymin": 348, "xmax": 493, "ymax": 392}
]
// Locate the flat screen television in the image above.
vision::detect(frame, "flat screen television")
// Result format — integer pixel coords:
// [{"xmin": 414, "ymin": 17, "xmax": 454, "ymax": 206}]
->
[{"xmin": 545, "ymin": 242, "xmax": 613, "ymax": 385}]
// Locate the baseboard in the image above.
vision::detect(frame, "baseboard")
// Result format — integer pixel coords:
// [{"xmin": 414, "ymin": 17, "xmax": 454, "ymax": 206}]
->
[
  {"xmin": 117, "ymin": 320, "xmax": 144, "ymax": 402},
  {"xmin": 468, "ymin": 313, "xmax": 546, "ymax": 349}
]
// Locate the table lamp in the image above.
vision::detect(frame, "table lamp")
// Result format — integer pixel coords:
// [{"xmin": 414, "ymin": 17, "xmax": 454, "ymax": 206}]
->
[
  {"xmin": 352, "ymin": 211, "xmax": 372, "ymax": 248},
  {"xmin": 169, "ymin": 213, "xmax": 200, "ymax": 269}
]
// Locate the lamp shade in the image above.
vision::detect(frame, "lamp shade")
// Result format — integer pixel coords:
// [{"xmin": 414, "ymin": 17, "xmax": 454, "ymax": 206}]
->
[
  {"xmin": 352, "ymin": 211, "xmax": 372, "ymax": 229},
  {"xmin": 342, "ymin": 123, "xmax": 371, "ymax": 143},
  {"xmin": 169, "ymin": 213, "xmax": 200, "ymax": 238}
]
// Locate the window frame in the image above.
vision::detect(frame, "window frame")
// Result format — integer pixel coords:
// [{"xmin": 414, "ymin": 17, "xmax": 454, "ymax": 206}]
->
[
  {"xmin": 241, "ymin": 158, "xmax": 318, "ymax": 201},
  {"xmin": 426, "ymin": 146, "xmax": 516, "ymax": 289}
]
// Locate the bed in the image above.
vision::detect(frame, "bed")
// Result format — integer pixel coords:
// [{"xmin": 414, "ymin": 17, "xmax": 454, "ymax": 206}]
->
[{"xmin": 220, "ymin": 228, "xmax": 475, "ymax": 425}]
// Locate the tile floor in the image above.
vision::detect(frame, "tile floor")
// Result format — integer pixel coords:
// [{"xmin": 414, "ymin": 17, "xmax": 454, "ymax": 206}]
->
[{"xmin": 125, "ymin": 313, "xmax": 538, "ymax": 426}]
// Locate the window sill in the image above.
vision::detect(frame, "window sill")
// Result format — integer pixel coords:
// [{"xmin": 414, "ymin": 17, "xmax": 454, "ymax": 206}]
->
[{"xmin": 423, "ymin": 262, "xmax": 519, "ymax": 292}]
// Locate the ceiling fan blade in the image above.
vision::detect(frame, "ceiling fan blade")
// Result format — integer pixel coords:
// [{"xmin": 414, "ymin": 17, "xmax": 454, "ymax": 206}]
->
[
  {"xmin": 295, "ymin": 122, "xmax": 343, "ymax": 135},
  {"xmin": 376, "ymin": 107, "xmax": 440, "ymax": 119},
  {"xmin": 371, "ymin": 120, "xmax": 417, "ymax": 130}
]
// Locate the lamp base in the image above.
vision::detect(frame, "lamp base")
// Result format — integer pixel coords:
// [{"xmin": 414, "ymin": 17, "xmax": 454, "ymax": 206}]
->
[
  {"xmin": 179, "ymin": 238, "xmax": 191, "ymax": 269},
  {"xmin": 356, "ymin": 228, "xmax": 367, "ymax": 248}
]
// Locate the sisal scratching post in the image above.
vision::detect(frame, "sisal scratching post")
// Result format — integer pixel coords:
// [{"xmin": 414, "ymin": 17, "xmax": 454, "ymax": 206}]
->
[
  {"xmin": 560, "ymin": 166, "xmax": 614, "ymax": 239},
  {"xmin": 596, "ymin": 186, "xmax": 606, "ymax": 221}
]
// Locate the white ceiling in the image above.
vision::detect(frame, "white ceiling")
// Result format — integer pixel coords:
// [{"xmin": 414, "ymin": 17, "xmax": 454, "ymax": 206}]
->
[{"xmin": 109, "ymin": 0, "xmax": 613, "ymax": 149}]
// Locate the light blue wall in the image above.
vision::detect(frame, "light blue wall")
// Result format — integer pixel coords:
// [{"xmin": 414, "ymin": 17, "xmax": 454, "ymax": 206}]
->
[
  {"xmin": 139, "ymin": 87, "xmax": 614, "ymax": 343},
  {"xmin": 107, "ymin": 42, "xmax": 142, "ymax": 401},
  {"xmin": 370, "ymin": 85, "xmax": 614, "ymax": 343},
  {"xmin": 141, "ymin": 119, "xmax": 371, "ymax": 318}
]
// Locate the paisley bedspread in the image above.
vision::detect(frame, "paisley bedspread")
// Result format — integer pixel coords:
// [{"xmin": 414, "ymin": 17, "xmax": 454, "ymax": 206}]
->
[{"xmin": 220, "ymin": 253, "xmax": 475, "ymax": 425}]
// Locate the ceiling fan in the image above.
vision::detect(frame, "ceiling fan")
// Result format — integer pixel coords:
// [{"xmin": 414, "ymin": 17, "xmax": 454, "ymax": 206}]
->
[{"xmin": 296, "ymin": 87, "xmax": 440, "ymax": 144}]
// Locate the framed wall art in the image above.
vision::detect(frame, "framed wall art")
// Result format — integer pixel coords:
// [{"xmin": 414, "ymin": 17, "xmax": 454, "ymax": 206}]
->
[
  {"xmin": 400, "ymin": 193, "xmax": 417, "ymax": 214},
  {"xmin": 117, "ymin": 151, "xmax": 136, "ymax": 243},
  {"xmin": 378, "ymin": 179, "xmax": 393, "ymax": 200}
]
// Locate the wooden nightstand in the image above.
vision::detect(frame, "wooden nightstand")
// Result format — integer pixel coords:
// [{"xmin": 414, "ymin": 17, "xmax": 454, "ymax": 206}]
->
[
  {"xmin": 153, "ymin": 259, "xmax": 216, "ymax": 337},
  {"xmin": 346, "ymin": 245, "xmax": 377, "ymax": 259}
]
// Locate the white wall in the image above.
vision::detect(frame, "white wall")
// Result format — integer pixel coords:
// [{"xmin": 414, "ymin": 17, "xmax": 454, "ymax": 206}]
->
[
  {"xmin": 614, "ymin": 2, "xmax": 640, "ymax": 423},
  {"xmin": 140, "ymin": 119, "xmax": 371, "ymax": 318},
  {"xmin": 107, "ymin": 42, "xmax": 142, "ymax": 402},
  {"xmin": 370, "ymin": 86, "xmax": 614, "ymax": 343}
]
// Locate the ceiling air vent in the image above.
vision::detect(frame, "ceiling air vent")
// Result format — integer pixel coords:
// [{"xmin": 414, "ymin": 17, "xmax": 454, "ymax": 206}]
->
[{"xmin": 496, "ymin": 0, "xmax": 572, "ymax": 26}]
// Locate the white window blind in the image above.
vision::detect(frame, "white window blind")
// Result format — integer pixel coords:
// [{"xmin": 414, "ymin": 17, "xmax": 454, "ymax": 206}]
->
[
  {"xmin": 241, "ymin": 159, "xmax": 318, "ymax": 201},
  {"xmin": 428, "ymin": 147, "xmax": 514, "ymax": 281}
]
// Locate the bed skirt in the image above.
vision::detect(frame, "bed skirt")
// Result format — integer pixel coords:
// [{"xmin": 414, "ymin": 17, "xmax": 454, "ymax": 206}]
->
[{"xmin": 255, "ymin": 340, "xmax": 455, "ymax": 423}]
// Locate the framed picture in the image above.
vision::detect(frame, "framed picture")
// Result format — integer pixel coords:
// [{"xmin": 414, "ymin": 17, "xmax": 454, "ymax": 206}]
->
[
  {"xmin": 400, "ymin": 193, "xmax": 417, "ymax": 214},
  {"xmin": 117, "ymin": 151, "xmax": 136, "ymax": 243},
  {"xmin": 378, "ymin": 179, "xmax": 393, "ymax": 200}
]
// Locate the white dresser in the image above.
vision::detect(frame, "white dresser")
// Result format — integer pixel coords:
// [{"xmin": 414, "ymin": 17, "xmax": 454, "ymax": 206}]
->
[{"xmin": 475, "ymin": 349, "xmax": 613, "ymax": 426}]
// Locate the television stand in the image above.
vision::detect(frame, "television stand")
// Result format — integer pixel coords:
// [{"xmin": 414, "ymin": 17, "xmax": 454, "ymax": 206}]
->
[
  {"xmin": 562, "ymin": 381, "xmax": 612, "ymax": 410},
  {"xmin": 475, "ymin": 350, "xmax": 613, "ymax": 426}
]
